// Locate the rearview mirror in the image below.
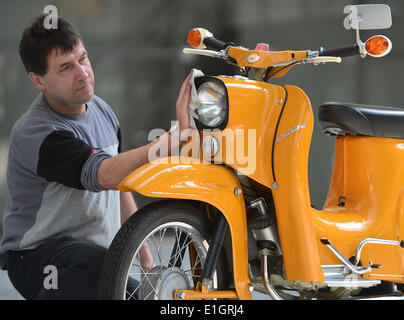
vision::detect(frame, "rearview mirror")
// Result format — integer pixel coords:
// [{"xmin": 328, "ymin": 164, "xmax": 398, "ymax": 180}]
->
[{"xmin": 344, "ymin": 4, "xmax": 392, "ymax": 30}]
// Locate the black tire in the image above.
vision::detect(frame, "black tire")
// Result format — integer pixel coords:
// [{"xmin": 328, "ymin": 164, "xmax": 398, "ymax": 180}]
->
[{"xmin": 98, "ymin": 200, "xmax": 231, "ymax": 300}]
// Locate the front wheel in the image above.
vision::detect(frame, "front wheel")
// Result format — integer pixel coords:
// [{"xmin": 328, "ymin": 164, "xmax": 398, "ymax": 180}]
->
[{"xmin": 98, "ymin": 200, "xmax": 230, "ymax": 300}]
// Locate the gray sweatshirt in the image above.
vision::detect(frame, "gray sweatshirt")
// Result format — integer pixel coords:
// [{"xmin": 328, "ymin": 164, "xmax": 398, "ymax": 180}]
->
[{"xmin": 0, "ymin": 92, "xmax": 121, "ymax": 269}]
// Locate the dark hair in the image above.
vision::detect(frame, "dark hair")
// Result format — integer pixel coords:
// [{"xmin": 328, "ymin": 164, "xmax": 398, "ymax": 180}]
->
[{"xmin": 19, "ymin": 15, "xmax": 82, "ymax": 76}]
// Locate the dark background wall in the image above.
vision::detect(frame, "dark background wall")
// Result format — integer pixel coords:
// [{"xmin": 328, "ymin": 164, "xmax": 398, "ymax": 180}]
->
[{"xmin": 0, "ymin": 0, "xmax": 402, "ymax": 231}]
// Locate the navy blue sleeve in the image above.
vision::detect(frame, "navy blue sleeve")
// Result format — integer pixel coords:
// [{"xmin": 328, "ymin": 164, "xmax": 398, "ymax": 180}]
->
[{"xmin": 37, "ymin": 130, "xmax": 92, "ymax": 189}]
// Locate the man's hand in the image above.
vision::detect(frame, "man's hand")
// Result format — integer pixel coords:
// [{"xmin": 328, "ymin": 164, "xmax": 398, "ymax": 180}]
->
[
  {"xmin": 139, "ymin": 243, "xmax": 155, "ymax": 273},
  {"xmin": 176, "ymin": 72, "xmax": 193, "ymax": 140}
]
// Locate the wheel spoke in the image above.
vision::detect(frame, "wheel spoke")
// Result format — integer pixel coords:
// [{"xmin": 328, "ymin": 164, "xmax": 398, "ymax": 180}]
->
[
  {"xmin": 169, "ymin": 229, "xmax": 191, "ymax": 268},
  {"xmin": 123, "ymin": 221, "xmax": 215, "ymax": 300}
]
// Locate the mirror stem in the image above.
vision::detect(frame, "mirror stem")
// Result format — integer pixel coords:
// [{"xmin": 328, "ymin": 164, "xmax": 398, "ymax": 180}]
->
[{"xmin": 355, "ymin": 26, "xmax": 366, "ymax": 58}]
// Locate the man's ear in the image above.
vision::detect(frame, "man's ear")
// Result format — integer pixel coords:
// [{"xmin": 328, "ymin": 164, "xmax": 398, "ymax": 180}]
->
[{"xmin": 29, "ymin": 72, "xmax": 45, "ymax": 91}]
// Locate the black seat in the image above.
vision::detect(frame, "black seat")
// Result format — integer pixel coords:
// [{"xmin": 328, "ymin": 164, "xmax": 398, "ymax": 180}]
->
[{"xmin": 318, "ymin": 102, "xmax": 404, "ymax": 139}]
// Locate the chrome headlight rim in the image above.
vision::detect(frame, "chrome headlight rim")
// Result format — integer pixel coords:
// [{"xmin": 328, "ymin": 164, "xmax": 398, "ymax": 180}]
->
[{"xmin": 194, "ymin": 76, "xmax": 229, "ymax": 131}]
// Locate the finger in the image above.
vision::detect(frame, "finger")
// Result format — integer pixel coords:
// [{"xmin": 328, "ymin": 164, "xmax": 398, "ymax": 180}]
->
[
  {"xmin": 177, "ymin": 84, "xmax": 191, "ymax": 111},
  {"xmin": 183, "ymin": 83, "xmax": 191, "ymax": 106},
  {"xmin": 178, "ymin": 72, "xmax": 193, "ymax": 100},
  {"xmin": 177, "ymin": 85, "xmax": 191, "ymax": 125}
]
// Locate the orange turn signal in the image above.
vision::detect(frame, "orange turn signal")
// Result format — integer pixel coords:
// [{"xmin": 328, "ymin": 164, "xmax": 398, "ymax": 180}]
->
[
  {"xmin": 186, "ymin": 28, "xmax": 213, "ymax": 49},
  {"xmin": 365, "ymin": 35, "xmax": 392, "ymax": 57},
  {"xmin": 187, "ymin": 29, "xmax": 202, "ymax": 48}
]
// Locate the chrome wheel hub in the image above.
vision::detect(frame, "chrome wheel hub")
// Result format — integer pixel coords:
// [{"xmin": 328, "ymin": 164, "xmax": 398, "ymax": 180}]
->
[{"xmin": 138, "ymin": 266, "xmax": 191, "ymax": 300}]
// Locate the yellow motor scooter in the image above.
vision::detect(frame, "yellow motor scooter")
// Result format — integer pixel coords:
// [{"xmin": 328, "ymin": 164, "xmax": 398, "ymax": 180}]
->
[{"xmin": 98, "ymin": 4, "xmax": 404, "ymax": 300}]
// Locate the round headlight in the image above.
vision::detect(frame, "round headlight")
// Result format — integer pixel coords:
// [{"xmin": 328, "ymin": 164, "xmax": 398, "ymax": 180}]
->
[{"xmin": 196, "ymin": 81, "xmax": 227, "ymax": 127}]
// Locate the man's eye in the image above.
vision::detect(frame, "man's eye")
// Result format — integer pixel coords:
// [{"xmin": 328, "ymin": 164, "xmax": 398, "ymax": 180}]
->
[
  {"xmin": 61, "ymin": 65, "xmax": 71, "ymax": 72},
  {"xmin": 80, "ymin": 56, "xmax": 88, "ymax": 63}
]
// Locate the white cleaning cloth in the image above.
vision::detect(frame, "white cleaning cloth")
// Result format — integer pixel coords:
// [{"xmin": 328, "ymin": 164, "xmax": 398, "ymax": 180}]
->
[{"xmin": 188, "ymin": 68, "xmax": 204, "ymax": 129}]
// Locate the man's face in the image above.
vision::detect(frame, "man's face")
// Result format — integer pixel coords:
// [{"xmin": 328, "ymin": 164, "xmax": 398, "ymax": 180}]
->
[{"xmin": 33, "ymin": 41, "xmax": 95, "ymax": 114}]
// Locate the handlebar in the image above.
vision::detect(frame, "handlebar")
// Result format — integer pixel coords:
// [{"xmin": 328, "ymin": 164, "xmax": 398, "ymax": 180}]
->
[
  {"xmin": 319, "ymin": 45, "xmax": 360, "ymax": 58},
  {"xmin": 203, "ymin": 36, "xmax": 228, "ymax": 51},
  {"xmin": 185, "ymin": 28, "xmax": 360, "ymax": 77},
  {"xmin": 202, "ymin": 32, "xmax": 360, "ymax": 60}
]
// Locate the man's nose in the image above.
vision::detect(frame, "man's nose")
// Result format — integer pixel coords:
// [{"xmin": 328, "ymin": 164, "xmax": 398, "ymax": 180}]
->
[{"xmin": 75, "ymin": 63, "xmax": 89, "ymax": 80}]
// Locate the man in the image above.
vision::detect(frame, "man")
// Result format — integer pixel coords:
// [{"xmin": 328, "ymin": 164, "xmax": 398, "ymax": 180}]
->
[{"xmin": 0, "ymin": 15, "xmax": 192, "ymax": 299}]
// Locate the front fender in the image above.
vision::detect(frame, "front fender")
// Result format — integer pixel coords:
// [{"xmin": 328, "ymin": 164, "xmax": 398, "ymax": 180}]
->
[{"xmin": 118, "ymin": 156, "xmax": 252, "ymax": 299}]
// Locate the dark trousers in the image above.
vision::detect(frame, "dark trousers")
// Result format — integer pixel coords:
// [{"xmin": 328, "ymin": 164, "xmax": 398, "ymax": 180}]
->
[{"xmin": 7, "ymin": 236, "xmax": 108, "ymax": 300}]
